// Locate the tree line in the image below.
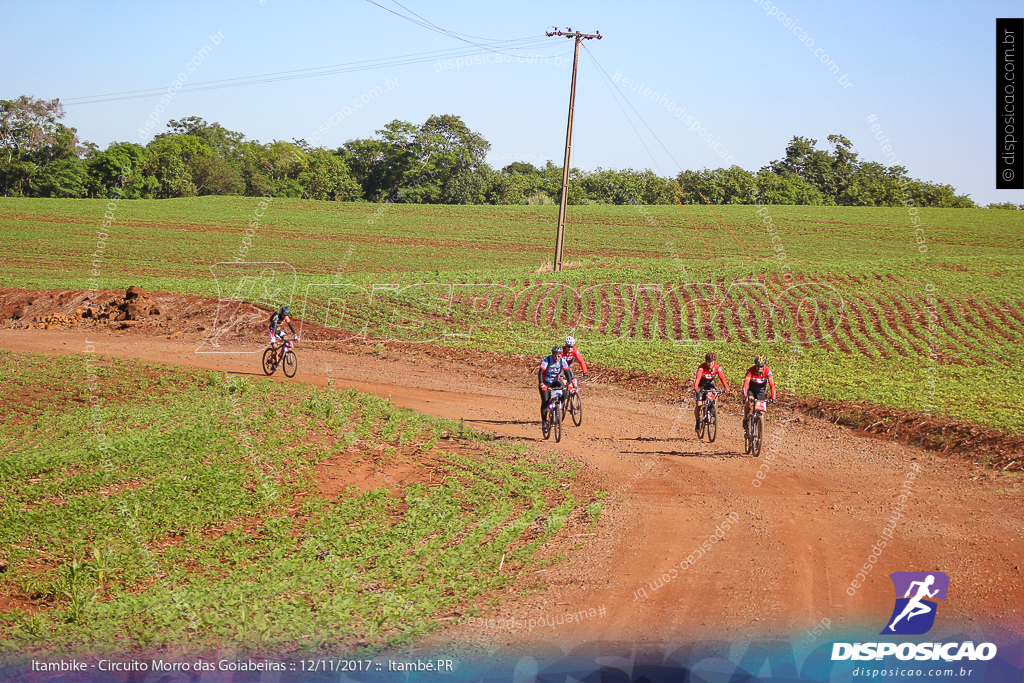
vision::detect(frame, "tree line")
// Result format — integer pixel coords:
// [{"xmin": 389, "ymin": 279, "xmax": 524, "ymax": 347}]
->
[{"xmin": 1, "ymin": 95, "xmax": 1016, "ymax": 209}]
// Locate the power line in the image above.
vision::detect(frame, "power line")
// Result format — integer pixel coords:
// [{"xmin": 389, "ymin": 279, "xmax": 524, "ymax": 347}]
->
[
  {"xmin": 386, "ymin": 0, "xmax": 527, "ymax": 44},
  {"xmin": 698, "ymin": 190, "xmax": 749, "ymax": 253},
  {"xmin": 64, "ymin": 38, "xmax": 559, "ymax": 106},
  {"xmin": 367, "ymin": 0, "xmax": 528, "ymax": 55},
  {"xmin": 582, "ymin": 44, "xmax": 686, "ymax": 174},
  {"xmin": 583, "ymin": 47, "xmax": 663, "ymax": 176}
]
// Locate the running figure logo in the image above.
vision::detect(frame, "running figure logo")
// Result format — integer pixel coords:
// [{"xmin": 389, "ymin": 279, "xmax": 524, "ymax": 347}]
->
[{"xmin": 880, "ymin": 571, "xmax": 949, "ymax": 635}]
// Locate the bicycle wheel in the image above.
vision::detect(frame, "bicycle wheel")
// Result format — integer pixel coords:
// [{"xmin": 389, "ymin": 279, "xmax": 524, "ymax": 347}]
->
[
  {"xmin": 707, "ymin": 404, "xmax": 717, "ymax": 443},
  {"xmin": 553, "ymin": 404, "xmax": 562, "ymax": 443},
  {"xmin": 696, "ymin": 404, "xmax": 706, "ymax": 440},
  {"xmin": 569, "ymin": 392, "xmax": 582, "ymax": 426},
  {"xmin": 262, "ymin": 347, "xmax": 277, "ymax": 375},
  {"xmin": 752, "ymin": 415, "xmax": 763, "ymax": 457},
  {"xmin": 542, "ymin": 411, "xmax": 551, "ymax": 440},
  {"xmin": 283, "ymin": 350, "xmax": 297, "ymax": 377}
]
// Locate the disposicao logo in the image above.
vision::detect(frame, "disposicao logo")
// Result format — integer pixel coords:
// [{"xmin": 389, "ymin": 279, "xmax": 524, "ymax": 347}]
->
[
  {"xmin": 831, "ymin": 570, "xmax": 998, "ymax": 662},
  {"xmin": 881, "ymin": 571, "xmax": 948, "ymax": 635}
]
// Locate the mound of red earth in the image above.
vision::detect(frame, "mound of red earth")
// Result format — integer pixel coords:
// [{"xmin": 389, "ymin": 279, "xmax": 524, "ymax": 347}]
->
[
  {"xmin": 1, "ymin": 287, "xmax": 226, "ymax": 337},
  {"xmin": 79, "ymin": 285, "xmax": 162, "ymax": 328},
  {"xmin": 8, "ymin": 286, "xmax": 165, "ymax": 330}
]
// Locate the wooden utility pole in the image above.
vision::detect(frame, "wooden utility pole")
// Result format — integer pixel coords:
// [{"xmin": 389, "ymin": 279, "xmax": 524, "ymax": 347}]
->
[{"xmin": 546, "ymin": 27, "xmax": 601, "ymax": 272}]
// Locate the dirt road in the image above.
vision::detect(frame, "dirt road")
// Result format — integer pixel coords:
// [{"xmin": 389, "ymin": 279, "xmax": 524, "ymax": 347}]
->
[{"xmin": 3, "ymin": 326, "xmax": 1022, "ymax": 650}]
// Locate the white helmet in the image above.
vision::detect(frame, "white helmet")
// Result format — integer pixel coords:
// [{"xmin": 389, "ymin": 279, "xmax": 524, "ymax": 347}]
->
[{"xmin": 565, "ymin": 335, "xmax": 576, "ymax": 347}]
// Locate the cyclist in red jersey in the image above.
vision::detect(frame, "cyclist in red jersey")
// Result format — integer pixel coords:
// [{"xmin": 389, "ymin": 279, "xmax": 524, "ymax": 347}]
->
[
  {"xmin": 693, "ymin": 352, "xmax": 729, "ymax": 433},
  {"xmin": 742, "ymin": 354, "xmax": 777, "ymax": 431},
  {"xmin": 562, "ymin": 336, "xmax": 589, "ymax": 377}
]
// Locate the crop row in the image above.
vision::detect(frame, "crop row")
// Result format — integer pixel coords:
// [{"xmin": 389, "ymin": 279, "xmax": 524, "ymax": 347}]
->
[{"xmin": 203, "ymin": 274, "xmax": 1023, "ymax": 368}]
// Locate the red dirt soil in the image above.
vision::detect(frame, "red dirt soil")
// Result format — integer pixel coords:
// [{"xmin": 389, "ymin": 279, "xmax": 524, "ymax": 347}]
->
[{"xmin": 2, "ymin": 288, "xmax": 1023, "ymax": 649}]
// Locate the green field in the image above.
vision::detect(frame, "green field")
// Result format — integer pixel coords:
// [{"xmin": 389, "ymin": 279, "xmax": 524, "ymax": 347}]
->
[
  {"xmin": 2, "ymin": 197, "xmax": 1023, "ymax": 433},
  {"xmin": 0, "ymin": 350, "xmax": 585, "ymax": 654}
]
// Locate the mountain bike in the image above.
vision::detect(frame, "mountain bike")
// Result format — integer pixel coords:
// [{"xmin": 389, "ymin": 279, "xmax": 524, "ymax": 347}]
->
[
  {"xmin": 565, "ymin": 378, "xmax": 582, "ymax": 427},
  {"xmin": 262, "ymin": 335, "xmax": 298, "ymax": 377},
  {"xmin": 542, "ymin": 387, "xmax": 565, "ymax": 443},
  {"xmin": 744, "ymin": 397, "xmax": 773, "ymax": 457},
  {"xmin": 695, "ymin": 388, "xmax": 726, "ymax": 443}
]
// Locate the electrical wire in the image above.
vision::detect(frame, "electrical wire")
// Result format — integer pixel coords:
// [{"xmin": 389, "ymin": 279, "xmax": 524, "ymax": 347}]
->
[
  {"xmin": 582, "ymin": 44, "xmax": 685, "ymax": 173},
  {"xmin": 63, "ymin": 38, "xmax": 559, "ymax": 105},
  {"xmin": 583, "ymin": 45, "xmax": 752, "ymax": 261},
  {"xmin": 387, "ymin": 0, "xmax": 530, "ymax": 43},
  {"xmin": 367, "ymin": 0, "xmax": 530, "ymax": 55},
  {"xmin": 698, "ymin": 191, "xmax": 748, "ymax": 252},
  {"xmin": 677, "ymin": 197, "xmax": 713, "ymax": 256},
  {"xmin": 582, "ymin": 47, "xmax": 663, "ymax": 176}
]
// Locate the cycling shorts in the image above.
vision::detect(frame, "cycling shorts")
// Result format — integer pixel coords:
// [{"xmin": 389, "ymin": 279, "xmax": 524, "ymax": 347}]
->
[{"xmin": 695, "ymin": 383, "xmax": 718, "ymax": 402}]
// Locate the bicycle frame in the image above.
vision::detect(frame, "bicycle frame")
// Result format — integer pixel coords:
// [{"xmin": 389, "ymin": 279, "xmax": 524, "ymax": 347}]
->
[
  {"xmin": 548, "ymin": 388, "xmax": 564, "ymax": 411},
  {"xmin": 269, "ymin": 337, "xmax": 296, "ymax": 364}
]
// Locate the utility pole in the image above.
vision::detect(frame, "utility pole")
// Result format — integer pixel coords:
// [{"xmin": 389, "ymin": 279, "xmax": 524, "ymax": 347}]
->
[{"xmin": 546, "ymin": 27, "xmax": 601, "ymax": 272}]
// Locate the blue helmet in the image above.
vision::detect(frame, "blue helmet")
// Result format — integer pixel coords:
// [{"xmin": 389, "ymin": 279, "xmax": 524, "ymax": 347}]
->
[{"xmin": 281, "ymin": 306, "xmax": 290, "ymax": 316}]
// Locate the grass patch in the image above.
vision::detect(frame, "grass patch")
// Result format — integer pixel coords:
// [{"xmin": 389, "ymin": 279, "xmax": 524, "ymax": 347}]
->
[{"xmin": 0, "ymin": 351, "xmax": 581, "ymax": 655}]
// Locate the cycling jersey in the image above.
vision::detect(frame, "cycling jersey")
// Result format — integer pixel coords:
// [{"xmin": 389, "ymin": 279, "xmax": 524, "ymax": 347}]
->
[
  {"xmin": 562, "ymin": 346, "xmax": 588, "ymax": 373},
  {"xmin": 742, "ymin": 365, "xmax": 775, "ymax": 400},
  {"xmin": 694, "ymin": 362, "xmax": 728, "ymax": 390},
  {"xmin": 744, "ymin": 365, "xmax": 772, "ymax": 386},
  {"xmin": 539, "ymin": 355, "xmax": 571, "ymax": 386}
]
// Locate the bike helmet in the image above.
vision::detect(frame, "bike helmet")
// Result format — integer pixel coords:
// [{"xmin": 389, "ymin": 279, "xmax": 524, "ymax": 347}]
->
[
  {"xmin": 281, "ymin": 306, "xmax": 290, "ymax": 315},
  {"xmin": 754, "ymin": 354, "xmax": 767, "ymax": 368},
  {"xmin": 705, "ymin": 352, "xmax": 716, "ymax": 363},
  {"xmin": 551, "ymin": 346, "xmax": 563, "ymax": 356},
  {"xmin": 565, "ymin": 335, "xmax": 576, "ymax": 348}
]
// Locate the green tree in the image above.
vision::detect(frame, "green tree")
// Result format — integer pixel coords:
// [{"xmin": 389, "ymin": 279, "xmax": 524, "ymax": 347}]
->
[
  {"xmin": 161, "ymin": 116, "xmax": 246, "ymax": 160},
  {"xmin": 827, "ymin": 134, "xmax": 860, "ymax": 205},
  {"xmin": 487, "ymin": 163, "xmax": 549, "ymax": 204},
  {"xmin": 296, "ymin": 149, "xmax": 362, "ymax": 201},
  {"xmin": 677, "ymin": 166, "xmax": 756, "ymax": 204},
  {"xmin": 238, "ymin": 140, "xmax": 305, "ymax": 197},
  {"xmin": 765, "ymin": 136, "xmax": 837, "ymax": 203},
  {"xmin": 752, "ymin": 170, "xmax": 826, "ymax": 205},
  {"xmin": 87, "ymin": 142, "xmax": 158, "ymax": 198},
  {"xmin": 146, "ymin": 135, "xmax": 212, "ymax": 198},
  {"xmin": 343, "ymin": 114, "xmax": 492, "ymax": 204},
  {"xmin": 410, "ymin": 114, "xmax": 492, "ymax": 204},
  {"xmin": 0, "ymin": 96, "xmax": 85, "ymax": 196},
  {"xmin": 191, "ymin": 155, "xmax": 245, "ymax": 196},
  {"xmin": 30, "ymin": 157, "xmax": 88, "ymax": 198}
]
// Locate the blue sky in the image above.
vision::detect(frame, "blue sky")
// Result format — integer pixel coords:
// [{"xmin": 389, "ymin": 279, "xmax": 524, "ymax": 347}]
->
[{"xmin": 2, "ymin": 0, "xmax": 1021, "ymax": 205}]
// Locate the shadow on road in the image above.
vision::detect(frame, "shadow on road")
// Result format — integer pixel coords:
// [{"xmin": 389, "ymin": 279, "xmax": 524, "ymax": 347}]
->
[
  {"xmin": 466, "ymin": 419, "xmax": 537, "ymax": 427},
  {"xmin": 625, "ymin": 449, "xmax": 745, "ymax": 458}
]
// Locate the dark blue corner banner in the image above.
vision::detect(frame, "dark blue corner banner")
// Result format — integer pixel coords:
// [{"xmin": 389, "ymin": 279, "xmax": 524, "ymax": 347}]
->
[
  {"xmin": 997, "ymin": 17, "xmax": 1023, "ymax": 189},
  {"xmin": 1, "ymin": 631, "xmax": 1021, "ymax": 683}
]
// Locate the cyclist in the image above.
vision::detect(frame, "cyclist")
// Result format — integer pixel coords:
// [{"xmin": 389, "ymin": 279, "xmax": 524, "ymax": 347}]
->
[
  {"xmin": 742, "ymin": 354, "xmax": 777, "ymax": 432},
  {"xmin": 562, "ymin": 335, "xmax": 589, "ymax": 378},
  {"xmin": 268, "ymin": 305, "xmax": 296, "ymax": 345},
  {"xmin": 693, "ymin": 352, "xmax": 729, "ymax": 434},
  {"xmin": 538, "ymin": 346, "xmax": 574, "ymax": 424}
]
